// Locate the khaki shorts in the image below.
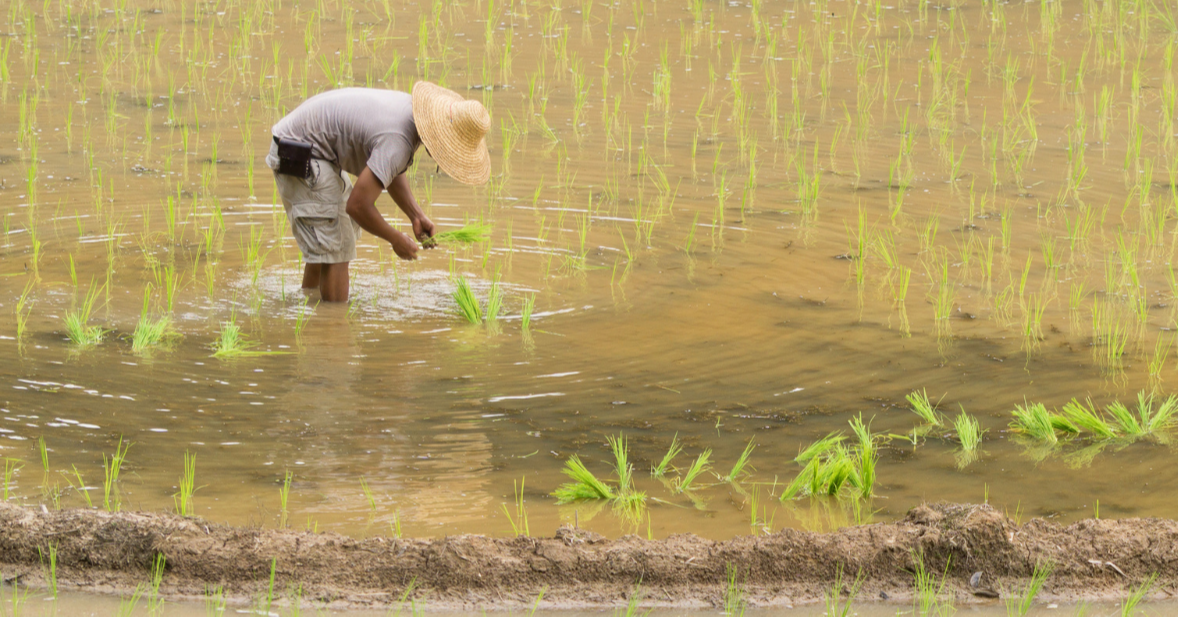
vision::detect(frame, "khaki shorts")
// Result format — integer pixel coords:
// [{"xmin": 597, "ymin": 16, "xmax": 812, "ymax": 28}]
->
[{"xmin": 267, "ymin": 141, "xmax": 362, "ymax": 264}]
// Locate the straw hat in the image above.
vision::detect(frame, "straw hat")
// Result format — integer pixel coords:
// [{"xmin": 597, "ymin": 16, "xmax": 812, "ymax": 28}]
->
[{"xmin": 411, "ymin": 81, "xmax": 491, "ymax": 186}]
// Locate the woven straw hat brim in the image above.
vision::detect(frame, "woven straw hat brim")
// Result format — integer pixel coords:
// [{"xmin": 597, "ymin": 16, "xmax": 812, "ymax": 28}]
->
[{"xmin": 412, "ymin": 82, "xmax": 491, "ymax": 186}]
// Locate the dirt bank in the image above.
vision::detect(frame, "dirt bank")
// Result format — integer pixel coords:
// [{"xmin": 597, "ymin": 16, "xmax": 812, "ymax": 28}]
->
[{"xmin": 0, "ymin": 502, "xmax": 1174, "ymax": 610}]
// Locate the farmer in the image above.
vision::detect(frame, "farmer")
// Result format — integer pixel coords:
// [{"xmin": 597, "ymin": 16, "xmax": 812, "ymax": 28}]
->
[{"xmin": 266, "ymin": 81, "xmax": 491, "ymax": 302}]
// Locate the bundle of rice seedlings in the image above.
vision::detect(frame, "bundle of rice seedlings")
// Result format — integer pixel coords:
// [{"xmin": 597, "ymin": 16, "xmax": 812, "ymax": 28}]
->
[
  {"xmin": 423, "ymin": 222, "xmax": 492, "ymax": 247},
  {"xmin": 953, "ymin": 411, "xmax": 985, "ymax": 451},
  {"xmin": 1060, "ymin": 398, "xmax": 1118, "ymax": 438},
  {"xmin": 1128, "ymin": 391, "xmax": 1178, "ymax": 436},
  {"xmin": 783, "ymin": 417, "xmax": 880, "ymax": 501},
  {"xmin": 64, "ymin": 282, "xmax": 106, "ymax": 347},
  {"xmin": 451, "ymin": 276, "xmax": 483, "ymax": 324},
  {"xmin": 606, "ymin": 434, "xmax": 647, "ymax": 513},
  {"xmin": 906, "ymin": 389, "xmax": 943, "ymax": 426},
  {"xmin": 848, "ymin": 416, "xmax": 877, "ymax": 498},
  {"xmin": 551, "ymin": 455, "xmax": 614, "ymax": 503},
  {"xmin": 1009, "ymin": 402, "xmax": 1062, "ymax": 444}
]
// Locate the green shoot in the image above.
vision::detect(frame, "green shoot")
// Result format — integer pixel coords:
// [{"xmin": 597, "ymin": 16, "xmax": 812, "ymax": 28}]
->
[
  {"xmin": 501, "ymin": 477, "xmax": 529, "ymax": 536},
  {"xmin": 102, "ymin": 437, "xmax": 131, "ymax": 512},
  {"xmin": 651, "ymin": 433, "xmax": 681, "ymax": 477},
  {"xmin": 675, "ymin": 449, "xmax": 712, "ymax": 494},
  {"xmin": 278, "ymin": 472, "xmax": 293, "ymax": 528},
  {"xmin": 174, "ymin": 451, "xmax": 197, "ymax": 516},
  {"xmin": 1005, "ymin": 561, "xmax": 1053, "ymax": 616}
]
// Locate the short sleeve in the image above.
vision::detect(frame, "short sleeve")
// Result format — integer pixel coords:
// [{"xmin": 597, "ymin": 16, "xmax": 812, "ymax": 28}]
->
[{"xmin": 367, "ymin": 134, "xmax": 414, "ymax": 188}]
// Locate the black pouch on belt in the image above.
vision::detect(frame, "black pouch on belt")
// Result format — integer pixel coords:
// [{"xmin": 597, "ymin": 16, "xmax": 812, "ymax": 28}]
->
[{"xmin": 275, "ymin": 137, "xmax": 314, "ymax": 179}]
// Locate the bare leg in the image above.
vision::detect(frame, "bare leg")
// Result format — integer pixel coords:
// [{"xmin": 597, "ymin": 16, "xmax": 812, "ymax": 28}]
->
[
  {"xmin": 319, "ymin": 262, "xmax": 350, "ymax": 302},
  {"xmin": 302, "ymin": 263, "xmax": 322, "ymax": 290}
]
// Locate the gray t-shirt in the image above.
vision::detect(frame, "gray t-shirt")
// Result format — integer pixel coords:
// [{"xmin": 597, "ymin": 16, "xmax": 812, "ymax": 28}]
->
[{"xmin": 272, "ymin": 88, "xmax": 420, "ymax": 188}]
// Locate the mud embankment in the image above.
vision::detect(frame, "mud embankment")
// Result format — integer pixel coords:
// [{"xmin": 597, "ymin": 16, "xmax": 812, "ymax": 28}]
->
[{"xmin": 0, "ymin": 502, "xmax": 1174, "ymax": 610}]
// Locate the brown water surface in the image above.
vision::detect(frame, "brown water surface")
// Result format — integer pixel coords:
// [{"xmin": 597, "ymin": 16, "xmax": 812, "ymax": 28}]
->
[{"xmin": 0, "ymin": 0, "xmax": 1176, "ymax": 542}]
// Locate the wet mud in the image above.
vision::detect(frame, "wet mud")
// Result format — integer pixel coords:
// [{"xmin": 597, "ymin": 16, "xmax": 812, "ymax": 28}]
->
[{"xmin": 0, "ymin": 502, "xmax": 1173, "ymax": 610}]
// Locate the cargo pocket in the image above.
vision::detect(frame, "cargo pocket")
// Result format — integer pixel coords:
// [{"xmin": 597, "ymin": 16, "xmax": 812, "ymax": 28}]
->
[{"xmin": 290, "ymin": 201, "xmax": 343, "ymax": 256}]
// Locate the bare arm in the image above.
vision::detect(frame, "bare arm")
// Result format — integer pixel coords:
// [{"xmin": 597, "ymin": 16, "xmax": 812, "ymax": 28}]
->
[
  {"xmin": 345, "ymin": 167, "xmax": 419, "ymax": 260},
  {"xmin": 387, "ymin": 173, "xmax": 436, "ymax": 243}
]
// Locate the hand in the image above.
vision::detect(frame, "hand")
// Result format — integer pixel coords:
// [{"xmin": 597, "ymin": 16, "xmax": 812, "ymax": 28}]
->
[
  {"xmin": 413, "ymin": 215, "xmax": 436, "ymax": 246},
  {"xmin": 391, "ymin": 231, "xmax": 419, "ymax": 261}
]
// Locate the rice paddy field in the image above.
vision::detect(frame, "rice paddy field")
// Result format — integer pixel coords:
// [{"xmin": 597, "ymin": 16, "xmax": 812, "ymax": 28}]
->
[{"xmin": 2, "ymin": 0, "xmax": 1178, "ymax": 610}]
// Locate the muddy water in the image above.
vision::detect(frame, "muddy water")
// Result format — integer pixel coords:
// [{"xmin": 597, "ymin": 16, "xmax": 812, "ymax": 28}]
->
[
  {"xmin": 21, "ymin": 592, "xmax": 1176, "ymax": 617},
  {"xmin": 0, "ymin": 0, "xmax": 1177, "ymax": 544}
]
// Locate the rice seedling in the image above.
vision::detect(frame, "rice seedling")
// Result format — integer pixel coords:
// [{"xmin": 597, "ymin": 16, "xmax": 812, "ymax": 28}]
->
[
  {"xmin": 718, "ymin": 439, "xmax": 755, "ymax": 483},
  {"xmin": 1009, "ymin": 402, "xmax": 1076, "ymax": 445},
  {"xmin": 360, "ymin": 477, "xmax": 378, "ymax": 513},
  {"xmin": 212, "ymin": 317, "xmax": 282, "ymax": 358},
  {"xmin": 36, "ymin": 435, "xmax": 48, "ymax": 472},
  {"xmin": 278, "ymin": 472, "xmax": 293, "ymax": 528},
  {"xmin": 12, "ymin": 276, "xmax": 33, "ymax": 350},
  {"xmin": 115, "ymin": 584, "xmax": 146, "ymax": 617},
  {"xmin": 520, "ymin": 293, "xmax": 536, "ymax": 331},
  {"xmin": 906, "ymin": 389, "xmax": 944, "ymax": 427},
  {"xmin": 912, "ymin": 552, "xmax": 952, "ymax": 616},
  {"xmin": 794, "ymin": 432, "xmax": 846, "ymax": 463},
  {"xmin": 485, "ymin": 276, "xmax": 504, "ymax": 322},
  {"xmin": 102, "ymin": 437, "xmax": 130, "ymax": 512},
  {"xmin": 723, "ymin": 563, "xmax": 747, "ymax": 616},
  {"xmin": 552, "ymin": 455, "xmax": 615, "ymax": 502},
  {"xmin": 501, "ymin": 477, "xmax": 529, "ymax": 536},
  {"xmin": 954, "ymin": 410, "xmax": 985, "ymax": 451},
  {"xmin": 1005, "ymin": 561, "xmax": 1053, "ymax": 616},
  {"xmin": 132, "ymin": 286, "xmax": 179, "ymax": 354},
  {"xmin": 823, "ymin": 565, "xmax": 864, "ymax": 617},
  {"xmin": 1120, "ymin": 573, "xmax": 1157, "ymax": 616},
  {"xmin": 174, "ymin": 451, "xmax": 197, "ymax": 516},
  {"xmin": 651, "ymin": 433, "xmax": 681, "ymax": 477},
  {"xmin": 64, "ymin": 281, "xmax": 107, "ymax": 348},
  {"xmin": 451, "ymin": 276, "xmax": 483, "ymax": 324},
  {"xmin": 1105, "ymin": 392, "xmax": 1178, "ymax": 439},
  {"xmin": 848, "ymin": 416, "xmax": 877, "ymax": 499},
  {"xmin": 424, "ymin": 222, "xmax": 493, "ymax": 247},
  {"xmin": 674, "ymin": 449, "xmax": 712, "ymax": 494},
  {"xmin": 37, "ymin": 542, "xmax": 57, "ymax": 599},
  {"xmin": 1060, "ymin": 399, "xmax": 1119, "ymax": 439},
  {"xmin": 148, "ymin": 553, "xmax": 166, "ymax": 613}
]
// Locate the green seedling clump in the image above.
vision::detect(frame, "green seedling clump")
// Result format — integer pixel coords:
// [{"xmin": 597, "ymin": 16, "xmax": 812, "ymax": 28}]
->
[
  {"xmin": 424, "ymin": 222, "xmax": 492, "ymax": 247},
  {"xmin": 782, "ymin": 420, "xmax": 877, "ymax": 501},
  {"xmin": 452, "ymin": 276, "xmax": 483, "ymax": 324},
  {"xmin": 64, "ymin": 282, "xmax": 107, "ymax": 347},
  {"xmin": 552, "ymin": 434, "xmax": 646, "ymax": 515}
]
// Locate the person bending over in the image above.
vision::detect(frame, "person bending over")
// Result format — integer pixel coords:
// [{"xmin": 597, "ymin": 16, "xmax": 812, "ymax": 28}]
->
[{"xmin": 266, "ymin": 81, "xmax": 491, "ymax": 302}]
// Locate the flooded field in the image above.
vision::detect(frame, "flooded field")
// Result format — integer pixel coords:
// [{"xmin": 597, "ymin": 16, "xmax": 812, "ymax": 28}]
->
[{"xmin": 1, "ymin": 0, "xmax": 1178, "ymax": 557}]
